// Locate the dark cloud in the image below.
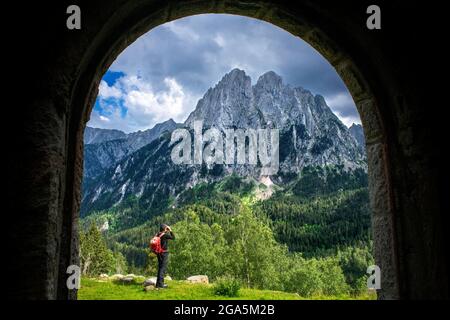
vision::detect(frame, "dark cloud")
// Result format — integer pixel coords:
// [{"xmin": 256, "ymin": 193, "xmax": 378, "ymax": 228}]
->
[{"xmin": 104, "ymin": 14, "xmax": 359, "ymax": 127}]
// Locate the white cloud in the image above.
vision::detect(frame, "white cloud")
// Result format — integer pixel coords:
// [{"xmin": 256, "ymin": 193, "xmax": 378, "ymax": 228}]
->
[
  {"xmin": 88, "ymin": 75, "xmax": 199, "ymax": 133},
  {"xmin": 98, "ymin": 80, "xmax": 122, "ymax": 99},
  {"xmin": 124, "ymin": 77, "xmax": 188, "ymax": 125},
  {"xmin": 324, "ymin": 92, "xmax": 353, "ymax": 110},
  {"xmin": 99, "ymin": 115, "xmax": 110, "ymax": 122},
  {"xmin": 336, "ymin": 115, "xmax": 362, "ymax": 128},
  {"xmin": 89, "ymin": 14, "xmax": 362, "ymax": 132},
  {"xmin": 164, "ymin": 20, "xmax": 200, "ymax": 41},
  {"xmin": 213, "ymin": 34, "xmax": 226, "ymax": 47},
  {"xmin": 324, "ymin": 93, "xmax": 361, "ymax": 127}
]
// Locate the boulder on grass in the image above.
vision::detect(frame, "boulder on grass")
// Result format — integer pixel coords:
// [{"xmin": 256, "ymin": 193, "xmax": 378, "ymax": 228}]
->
[
  {"xmin": 187, "ymin": 275, "xmax": 209, "ymax": 284},
  {"xmin": 143, "ymin": 276, "xmax": 171, "ymax": 286},
  {"xmin": 143, "ymin": 277, "xmax": 157, "ymax": 287},
  {"xmin": 110, "ymin": 274, "xmax": 124, "ymax": 280},
  {"xmin": 99, "ymin": 274, "xmax": 109, "ymax": 279},
  {"xmin": 144, "ymin": 285, "xmax": 155, "ymax": 292},
  {"xmin": 120, "ymin": 276, "xmax": 135, "ymax": 284}
]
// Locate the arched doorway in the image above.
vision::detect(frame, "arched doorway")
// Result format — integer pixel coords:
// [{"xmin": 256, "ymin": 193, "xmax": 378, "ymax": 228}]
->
[
  {"xmin": 10, "ymin": 0, "xmax": 448, "ymax": 300},
  {"xmin": 67, "ymin": 1, "xmax": 395, "ymax": 299}
]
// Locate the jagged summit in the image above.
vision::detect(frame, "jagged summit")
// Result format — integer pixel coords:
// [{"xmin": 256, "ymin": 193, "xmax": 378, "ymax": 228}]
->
[
  {"xmin": 255, "ymin": 71, "xmax": 283, "ymax": 90},
  {"xmin": 349, "ymin": 123, "xmax": 365, "ymax": 151},
  {"xmin": 225, "ymin": 67, "xmax": 247, "ymax": 77},
  {"xmin": 82, "ymin": 68, "xmax": 366, "ymax": 214},
  {"xmin": 84, "ymin": 118, "xmax": 179, "ymax": 178},
  {"xmin": 214, "ymin": 68, "xmax": 251, "ymax": 91}
]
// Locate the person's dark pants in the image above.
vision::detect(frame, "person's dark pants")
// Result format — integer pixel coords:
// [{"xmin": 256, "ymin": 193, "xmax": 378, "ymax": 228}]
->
[{"xmin": 156, "ymin": 252, "xmax": 169, "ymax": 287}]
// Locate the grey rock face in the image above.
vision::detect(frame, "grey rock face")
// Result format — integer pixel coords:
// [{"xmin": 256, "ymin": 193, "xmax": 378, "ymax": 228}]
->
[
  {"xmin": 84, "ymin": 127, "xmax": 127, "ymax": 145},
  {"xmin": 185, "ymin": 69, "xmax": 365, "ymax": 173},
  {"xmin": 185, "ymin": 69, "xmax": 259, "ymax": 130},
  {"xmin": 81, "ymin": 134, "xmax": 198, "ymax": 216},
  {"xmin": 126, "ymin": 119, "xmax": 179, "ymax": 152},
  {"xmin": 83, "ymin": 119, "xmax": 178, "ymax": 178},
  {"xmin": 82, "ymin": 69, "xmax": 366, "ymax": 215},
  {"xmin": 349, "ymin": 123, "xmax": 366, "ymax": 151}
]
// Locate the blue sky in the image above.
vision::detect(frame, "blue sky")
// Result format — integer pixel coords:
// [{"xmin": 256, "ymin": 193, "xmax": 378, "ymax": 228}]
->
[{"xmin": 88, "ymin": 14, "xmax": 360, "ymax": 133}]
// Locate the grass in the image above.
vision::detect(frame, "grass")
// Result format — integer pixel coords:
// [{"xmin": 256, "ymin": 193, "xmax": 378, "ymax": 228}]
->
[{"xmin": 78, "ymin": 277, "xmax": 376, "ymax": 300}]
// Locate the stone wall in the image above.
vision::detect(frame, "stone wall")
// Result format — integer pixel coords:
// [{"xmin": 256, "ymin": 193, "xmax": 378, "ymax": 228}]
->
[{"xmin": 6, "ymin": 0, "xmax": 448, "ymax": 299}]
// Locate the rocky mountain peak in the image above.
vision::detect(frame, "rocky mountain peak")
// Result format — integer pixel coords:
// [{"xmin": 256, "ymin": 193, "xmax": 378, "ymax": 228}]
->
[
  {"xmin": 185, "ymin": 68, "xmax": 255, "ymax": 129},
  {"xmin": 84, "ymin": 127, "xmax": 127, "ymax": 145},
  {"xmin": 83, "ymin": 119, "xmax": 179, "ymax": 178},
  {"xmin": 216, "ymin": 68, "xmax": 251, "ymax": 90},
  {"xmin": 148, "ymin": 118, "xmax": 177, "ymax": 132},
  {"xmin": 224, "ymin": 67, "xmax": 247, "ymax": 79},
  {"xmin": 82, "ymin": 69, "xmax": 367, "ymax": 214},
  {"xmin": 349, "ymin": 123, "xmax": 362, "ymax": 130},
  {"xmin": 349, "ymin": 123, "xmax": 365, "ymax": 151},
  {"xmin": 255, "ymin": 71, "xmax": 283, "ymax": 91},
  {"xmin": 314, "ymin": 94, "xmax": 327, "ymax": 106}
]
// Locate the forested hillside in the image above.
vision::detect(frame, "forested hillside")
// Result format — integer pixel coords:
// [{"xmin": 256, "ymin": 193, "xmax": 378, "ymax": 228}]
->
[
  {"xmin": 79, "ymin": 69, "xmax": 373, "ymax": 298},
  {"xmin": 80, "ymin": 166, "xmax": 373, "ymax": 296}
]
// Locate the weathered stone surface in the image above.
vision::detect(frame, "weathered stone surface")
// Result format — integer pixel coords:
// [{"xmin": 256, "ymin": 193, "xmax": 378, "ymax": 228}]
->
[
  {"xmin": 110, "ymin": 274, "xmax": 124, "ymax": 281},
  {"xmin": 335, "ymin": 60, "xmax": 370, "ymax": 102},
  {"xmin": 356, "ymin": 99, "xmax": 383, "ymax": 145},
  {"xmin": 119, "ymin": 276, "xmax": 135, "ymax": 284},
  {"xmin": 305, "ymin": 29, "xmax": 343, "ymax": 65},
  {"xmin": 371, "ymin": 215, "xmax": 398, "ymax": 299},
  {"xmin": 366, "ymin": 143, "xmax": 390, "ymax": 218},
  {"xmin": 187, "ymin": 275, "xmax": 209, "ymax": 284}
]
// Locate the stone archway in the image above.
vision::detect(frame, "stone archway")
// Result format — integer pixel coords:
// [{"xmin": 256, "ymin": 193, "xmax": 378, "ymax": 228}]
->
[
  {"xmin": 68, "ymin": 0, "xmax": 396, "ymax": 299},
  {"xmin": 9, "ymin": 0, "xmax": 448, "ymax": 300}
]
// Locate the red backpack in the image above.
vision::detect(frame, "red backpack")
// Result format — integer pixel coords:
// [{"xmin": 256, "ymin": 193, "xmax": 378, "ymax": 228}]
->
[{"xmin": 150, "ymin": 232, "xmax": 166, "ymax": 254}]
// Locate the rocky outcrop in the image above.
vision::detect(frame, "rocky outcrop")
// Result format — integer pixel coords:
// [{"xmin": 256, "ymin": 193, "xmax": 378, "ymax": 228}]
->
[
  {"xmin": 81, "ymin": 69, "xmax": 366, "ymax": 218},
  {"xmin": 186, "ymin": 275, "xmax": 209, "ymax": 284},
  {"xmin": 349, "ymin": 123, "xmax": 365, "ymax": 152},
  {"xmin": 143, "ymin": 276, "xmax": 172, "ymax": 291},
  {"xmin": 143, "ymin": 277, "xmax": 157, "ymax": 287},
  {"xmin": 185, "ymin": 69, "xmax": 365, "ymax": 172},
  {"xmin": 84, "ymin": 119, "xmax": 179, "ymax": 178},
  {"xmin": 84, "ymin": 127, "xmax": 127, "ymax": 145}
]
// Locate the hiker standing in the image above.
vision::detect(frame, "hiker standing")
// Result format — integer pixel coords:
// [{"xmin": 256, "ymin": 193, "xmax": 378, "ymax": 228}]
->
[{"xmin": 151, "ymin": 223, "xmax": 175, "ymax": 289}]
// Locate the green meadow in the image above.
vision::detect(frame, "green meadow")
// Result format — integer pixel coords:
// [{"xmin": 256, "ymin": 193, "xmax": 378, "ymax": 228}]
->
[{"xmin": 78, "ymin": 277, "xmax": 376, "ymax": 300}]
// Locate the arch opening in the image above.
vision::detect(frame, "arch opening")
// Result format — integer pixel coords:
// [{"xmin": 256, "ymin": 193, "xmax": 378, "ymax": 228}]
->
[{"xmin": 67, "ymin": 4, "xmax": 397, "ymax": 300}]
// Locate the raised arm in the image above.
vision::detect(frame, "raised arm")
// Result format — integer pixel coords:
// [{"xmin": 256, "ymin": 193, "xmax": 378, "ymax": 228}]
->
[
  {"xmin": 162, "ymin": 227, "xmax": 175, "ymax": 240},
  {"xmin": 164, "ymin": 231, "xmax": 175, "ymax": 240}
]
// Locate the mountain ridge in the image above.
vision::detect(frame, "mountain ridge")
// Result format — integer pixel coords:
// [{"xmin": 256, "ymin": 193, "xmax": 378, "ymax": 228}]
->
[
  {"xmin": 84, "ymin": 119, "xmax": 179, "ymax": 178},
  {"xmin": 82, "ymin": 69, "xmax": 366, "ymax": 219}
]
